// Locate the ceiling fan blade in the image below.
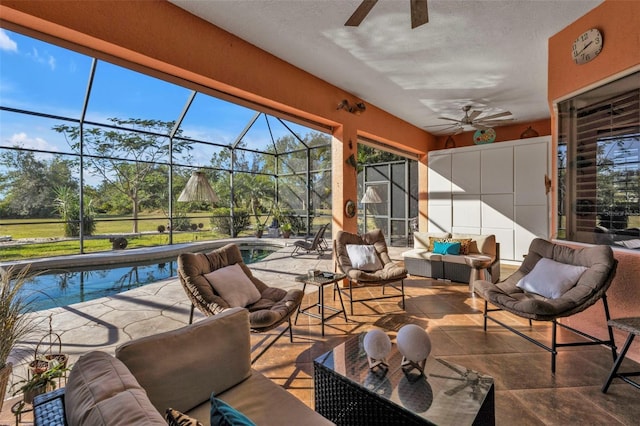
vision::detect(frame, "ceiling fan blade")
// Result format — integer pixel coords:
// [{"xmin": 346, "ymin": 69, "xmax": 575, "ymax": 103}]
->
[
  {"xmin": 478, "ymin": 111, "xmax": 512, "ymax": 121},
  {"xmin": 410, "ymin": 0, "xmax": 429, "ymax": 29},
  {"xmin": 437, "ymin": 117, "xmax": 463, "ymax": 123},
  {"xmin": 345, "ymin": 0, "xmax": 378, "ymax": 26},
  {"xmin": 472, "ymin": 123, "xmax": 490, "ymax": 130},
  {"xmin": 468, "ymin": 110, "xmax": 482, "ymax": 121},
  {"xmin": 476, "ymin": 118, "xmax": 514, "ymax": 124}
]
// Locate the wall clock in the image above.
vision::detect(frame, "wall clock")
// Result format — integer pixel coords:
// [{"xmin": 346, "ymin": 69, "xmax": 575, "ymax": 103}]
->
[
  {"xmin": 345, "ymin": 199, "xmax": 356, "ymax": 218},
  {"xmin": 473, "ymin": 128, "xmax": 496, "ymax": 145},
  {"xmin": 572, "ymin": 28, "xmax": 603, "ymax": 65}
]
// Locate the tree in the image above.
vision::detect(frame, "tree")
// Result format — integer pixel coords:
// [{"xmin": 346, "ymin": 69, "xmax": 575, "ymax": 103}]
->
[
  {"xmin": 0, "ymin": 150, "xmax": 76, "ymax": 218},
  {"xmin": 53, "ymin": 118, "xmax": 191, "ymax": 233}
]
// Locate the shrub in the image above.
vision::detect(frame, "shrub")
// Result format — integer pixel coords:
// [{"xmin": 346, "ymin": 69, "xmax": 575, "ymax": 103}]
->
[
  {"xmin": 210, "ymin": 207, "xmax": 250, "ymax": 236},
  {"xmin": 157, "ymin": 225, "xmax": 166, "ymax": 233},
  {"xmin": 171, "ymin": 213, "xmax": 192, "ymax": 232}
]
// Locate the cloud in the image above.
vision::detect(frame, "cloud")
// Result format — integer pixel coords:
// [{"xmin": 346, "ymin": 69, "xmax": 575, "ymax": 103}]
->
[
  {"xmin": 27, "ymin": 47, "xmax": 56, "ymax": 71},
  {"xmin": 8, "ymin": 132, "xmax": 60, "ymax": 152},
  {"xmin": 0, "ymin": 29, "xmax": 18, "ymax": 52}
]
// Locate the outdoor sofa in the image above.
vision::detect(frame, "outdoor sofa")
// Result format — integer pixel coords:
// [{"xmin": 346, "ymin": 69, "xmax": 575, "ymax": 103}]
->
[
  {"xmin": 33, "ymin": 307, "xmax": 333, "ymax": 425},
  {"xmin": 401, "ymin": 232, "xmax": 500, "ymax": 284}
]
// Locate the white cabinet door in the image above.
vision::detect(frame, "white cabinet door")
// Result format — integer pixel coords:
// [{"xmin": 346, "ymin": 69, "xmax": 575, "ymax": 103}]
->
[
  {"xmin": 428, "ymin": 153, "xmax": 451, "ymax": 205},
  {"xmin": 452, "ymin": 150, "xmax": 480, "ymax": 194},
  {"xmin": 515, "ymin": 142, "xmax": 548, "ymax": 205},
  {"xmin": 482, "ymin": 194, "xmax": 514, "ymax": 228},
  {"xmin": 481, "ymin": 147, "xmax": 513, "ymax": 194},
  {"xmin": 453, "ymin": 194, "xmax": 481, "ymax": 228}
]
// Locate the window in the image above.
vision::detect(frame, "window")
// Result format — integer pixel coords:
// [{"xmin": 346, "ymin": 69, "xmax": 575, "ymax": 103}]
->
[{"xmin": 557, "ymin": 72, "xmax": 640, "ymax": 248}]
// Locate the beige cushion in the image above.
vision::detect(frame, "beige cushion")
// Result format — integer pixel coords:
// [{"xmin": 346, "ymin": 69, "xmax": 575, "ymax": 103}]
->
[
  {"xmin": 204, "ymin": 264, "xmax": 261, "ymax": 307},
  {"xmin": 64, "ymin": 351, "xmax": 166, "ymax": 425},
  {"xmin": 116, "ymin": 307, "xmax": 252, "ymax": 415},
  {"xmin": 452, "ymin": 233, "xmax": 496, "ymax": 256},
  {"xmin": 186, "ymin": 372, "xmax": 334, "ymax": 426},
  {"xmin": 346, "ymin": 244, "xmax": 383, "ymax": 271},
  {"xmin": 413, "ymin": 232, "xmax": 450, "ymax": 250}
]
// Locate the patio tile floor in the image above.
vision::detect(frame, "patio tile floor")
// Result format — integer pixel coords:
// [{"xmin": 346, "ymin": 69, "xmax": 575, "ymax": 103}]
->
[{"xmin": 1, "ymin": 241, "xmax": 638, "ymax": 425}]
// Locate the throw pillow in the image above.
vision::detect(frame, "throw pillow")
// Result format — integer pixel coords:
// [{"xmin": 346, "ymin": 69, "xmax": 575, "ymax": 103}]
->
[
  {"xmin": 166, "ymin": 408, "xmax": 203, "ymax": 426},
  {"xmin": 210, "ymin": 393, "xmax": 256, "ymax": 426},
  {"xmin": 516, "ymin": 257, "xmax": 588, "ymax": 299},
  {"xmin": 429, "ymin": 237, "xmax": 472, "ymax": 254},
  {"xmin": 433, "ymin": 241, "xmax": 461, "ymax": 255},
  {"xmin": 345, "ymin": 244, "xmax": 383, "ymax": 271},
  {"xmin": 204, "ymin": 263, "xmax": 261, "ymax": 308}
]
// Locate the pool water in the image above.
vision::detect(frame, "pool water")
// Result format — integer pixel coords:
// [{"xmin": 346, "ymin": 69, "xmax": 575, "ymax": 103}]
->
[{"xmin": 21, "ymin": 246, "xmax": 277, "ymax": 311}]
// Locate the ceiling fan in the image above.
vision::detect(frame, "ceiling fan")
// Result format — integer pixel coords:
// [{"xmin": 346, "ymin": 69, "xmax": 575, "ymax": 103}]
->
[
  {"xmin": 345, "ymin": 0, "xmax": 429, "ymax": 29},
  {"xmin": 433, "ymin": 105, "xmax": 514, "ymax": 134}
]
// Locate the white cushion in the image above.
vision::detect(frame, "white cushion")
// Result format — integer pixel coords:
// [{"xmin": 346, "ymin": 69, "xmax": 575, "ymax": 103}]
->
[
  {"xmin": 204, "ymin": 263, "xmax": 261, "ymax": 307},
  {"xmin": 346, "ymin": 244, "xmax": 383, "ymax": 271},
  {"xmin": 516, "ymin": 258, "xmax": 588, "ymax": 299}
]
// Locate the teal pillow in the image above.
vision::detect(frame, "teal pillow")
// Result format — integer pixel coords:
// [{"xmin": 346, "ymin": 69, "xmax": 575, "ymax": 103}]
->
[
  {"xmin": 210, "ymin": 393, "xmax": 256, "ymax": 426},
  {"xmin": 433, "ymin": 241, "xmax": 461, "ymax": 255}
]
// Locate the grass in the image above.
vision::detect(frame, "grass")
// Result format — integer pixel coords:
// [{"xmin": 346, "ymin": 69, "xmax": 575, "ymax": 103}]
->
[{"xmin": 0, "ymin": 212, "xmax": 250, "ymax": 261}]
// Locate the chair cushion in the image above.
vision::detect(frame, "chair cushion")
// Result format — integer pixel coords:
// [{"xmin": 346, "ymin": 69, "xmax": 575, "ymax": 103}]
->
[
  {"xmin": 346, "ymin": 244, "xmax": 383, "ymax": 271},
  {"xmin": 516, "ymin": 257, "xmax": 587, "ymax": 299},
  {"xmin": 204, "ymin": 264, "xmax": 261, "ymax": 308},
  {"xmin": 248, "ymin": 288, "xmax": 303, "ymax": 330}
]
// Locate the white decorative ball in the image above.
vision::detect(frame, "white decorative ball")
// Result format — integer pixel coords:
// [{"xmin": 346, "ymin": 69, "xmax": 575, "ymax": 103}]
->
[
  {"xmin": 363, "ymin": 329, "xmax": 392, "ymax": 360},
  {"xmin": 397, "ymin": 324, "xmax": 431, "ymax": 363}
]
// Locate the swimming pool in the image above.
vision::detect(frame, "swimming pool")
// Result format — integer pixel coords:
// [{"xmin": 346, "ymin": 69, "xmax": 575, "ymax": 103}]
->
[{"xmin": 20, "ymin": 245, "xmax": 278, "ymax": 311}]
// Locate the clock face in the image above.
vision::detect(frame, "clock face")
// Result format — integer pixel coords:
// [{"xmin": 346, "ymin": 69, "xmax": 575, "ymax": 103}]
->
[{"xmin": 572, "ymin": 28, "xmax": 603, "ymax": 65}]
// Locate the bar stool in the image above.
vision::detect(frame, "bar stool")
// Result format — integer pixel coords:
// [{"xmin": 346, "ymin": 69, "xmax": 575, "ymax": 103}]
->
[{"xmin": 602, "ymin": 317, "xmax": 640, "ymax": 393}]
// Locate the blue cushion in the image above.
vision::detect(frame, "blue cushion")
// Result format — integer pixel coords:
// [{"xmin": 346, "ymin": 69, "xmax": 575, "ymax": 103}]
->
[
  {"xmin": 433, "ymin": 241, "xmax": 461, "ymax": 255},
  {"xmin": 210, "ymin": 393, "xmax": 256, "ymax": 426}
]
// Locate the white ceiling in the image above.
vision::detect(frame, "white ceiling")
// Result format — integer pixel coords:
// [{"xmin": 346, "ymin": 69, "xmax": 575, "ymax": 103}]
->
[{"xmin": 170, "ymin": 0, "xmax": 603, "ymax": 135}]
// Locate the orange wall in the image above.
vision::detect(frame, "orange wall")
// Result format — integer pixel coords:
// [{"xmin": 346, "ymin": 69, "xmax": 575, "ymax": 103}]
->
[
  {"xmin": 433, "ymin": 118, "xmax": 551, "ymax": 150},
  {"xmin": 548, "ymin": 0, "xmax": 640, "ymax": 363}
]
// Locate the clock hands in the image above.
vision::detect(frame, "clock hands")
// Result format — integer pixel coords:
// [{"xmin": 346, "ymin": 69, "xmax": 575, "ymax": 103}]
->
[{"xmin": 575, "ymin": 41, "xmax": 593, "ymax": 57}]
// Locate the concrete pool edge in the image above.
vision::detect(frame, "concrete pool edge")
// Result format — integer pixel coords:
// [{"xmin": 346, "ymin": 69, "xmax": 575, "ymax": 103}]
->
[{"xmin": 1, "ymin": 237, "xmax": 291, "ymax": 272}]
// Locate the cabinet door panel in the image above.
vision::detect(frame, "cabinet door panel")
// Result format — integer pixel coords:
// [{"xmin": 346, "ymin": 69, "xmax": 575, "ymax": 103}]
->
[
  {"xmin": 428, "ymin": 153, "xmax": 451, "ymax": 205},
  {"xmin": 482, "ymin": 194, "xmax": 514, "ymax": 228},
  {"xmin": 428, "ymin": 204, "xmax": 452, "ymax": 233},
  {"xmin": 481, "ymin": 147, "xmax": 513, "ymax": 194},
  {"xmin": 515, "ymin": 142, "xmax": 548, "ymax": 205},
  {"xmin": 452, "ymin": 151, "xmax": 480, "ymax": 194},
  {"xmin": 453, "ymin": 194, "xmax": 481, "ymax": 228},
  {"xmin": 515, "ymin": 205, "xmax": 549, "ymax": 258}
]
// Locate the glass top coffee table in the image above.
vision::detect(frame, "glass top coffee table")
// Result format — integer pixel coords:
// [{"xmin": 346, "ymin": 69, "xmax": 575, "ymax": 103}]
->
[{"xmin": 314, "ymin": 333, "xmax": 494, "ymax": 425}]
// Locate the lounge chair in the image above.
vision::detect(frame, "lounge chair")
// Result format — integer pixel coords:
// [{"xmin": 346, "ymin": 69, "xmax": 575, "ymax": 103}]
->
[
  {"xmin": 474, "ymin": 238, "xmax": 618, "ymax": 373},
  {"xmin": 334, "ymin": 229, "xmax": 407, "ymax": 315},
  {"xmin": 292, "ymin": 223, "xmax": 328, "ymax": 256},
  {"xmin": 177, "ymin": 243, "xmax": 303, "ymax": 364}
]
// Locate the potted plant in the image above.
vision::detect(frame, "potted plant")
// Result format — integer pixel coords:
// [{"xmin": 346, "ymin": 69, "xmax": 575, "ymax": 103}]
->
[
  {"xmin": 0, "ymin": 266, "xmax": 39, "ymax": 411},
  {"xmin": 281, "ymin": 223, "xmax": 292, "ymax": 239},
  {"xmin": 13, "ymin": 359, "xmax": 69, "ymax": 404},
  {"xmin": 255, "ymin": 223, "xmax": 264, "ymax": 238}
]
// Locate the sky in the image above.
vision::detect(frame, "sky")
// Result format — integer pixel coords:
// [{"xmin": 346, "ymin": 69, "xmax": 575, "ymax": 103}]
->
[{"xmin": 0, "ymin": 28, "xmax": 319, "ymax": 165}]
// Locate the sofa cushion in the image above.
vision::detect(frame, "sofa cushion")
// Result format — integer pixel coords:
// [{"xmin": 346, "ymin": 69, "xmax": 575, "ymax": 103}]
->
[
  {"xmin": 204, "ymin": 264, "xmax": 261, "ymax": 308},
  {"xmin": 401, "ymin": 249, "xmax": 442, "ymax": 262},
  {"xmin": 116, "ymin": 308, "xmax": 251, "ymax": 415},
  {"xmin": 413, "ymin": 232, "xmax": 450, "ymax": 250},
  {"xmin": 210, "ymin": 393, "xmax": 256, "ymax": 426},
  {"xmin": 187, "ymin": 372, "xmax": 334, "ymax": 426},
  {"xmin": 452, "ymin": 233, "xmax": 496, "ymax": 257},
  {"xmin": 64, "ymin": 351, "xmax": 166, "ymax": 425}
]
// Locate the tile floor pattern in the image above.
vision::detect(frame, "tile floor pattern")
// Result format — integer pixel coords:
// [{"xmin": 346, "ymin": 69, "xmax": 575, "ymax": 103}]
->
[{"xmin": 1, "ymin": 242, "xmax": 638, "ymax": 425}]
